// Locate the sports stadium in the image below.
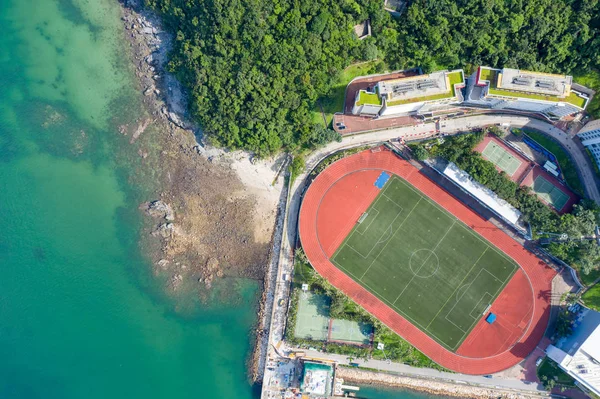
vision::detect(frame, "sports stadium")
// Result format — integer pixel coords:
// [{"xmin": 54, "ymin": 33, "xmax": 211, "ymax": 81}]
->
[{"xmin": 298, "ymin": 147, "xmax": 557, "ymax": 374}]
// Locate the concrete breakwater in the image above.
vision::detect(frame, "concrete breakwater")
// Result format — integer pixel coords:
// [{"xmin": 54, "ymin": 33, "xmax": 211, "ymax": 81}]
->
[{"xmin": 336, "ymin": 368, "xmax": 550, "ymax": 399}]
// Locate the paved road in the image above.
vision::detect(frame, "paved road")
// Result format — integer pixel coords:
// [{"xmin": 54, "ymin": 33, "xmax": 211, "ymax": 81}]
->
[
  {"xmin": 297, "ymin": 348, "xmax": 549, "ymax": 394},
  {"xmin": 260, "ymin": 114, "xmax": 598, "ymax": 398}
]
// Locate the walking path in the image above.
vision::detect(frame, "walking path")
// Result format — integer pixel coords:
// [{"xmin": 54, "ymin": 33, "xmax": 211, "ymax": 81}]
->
[
  {"xmin": 298, "ymin": 348, "xmax": 548, "ymax": 394},
  {"xmin": 260, "ymin": 113, "xmax": 598, "ymax": 398}
]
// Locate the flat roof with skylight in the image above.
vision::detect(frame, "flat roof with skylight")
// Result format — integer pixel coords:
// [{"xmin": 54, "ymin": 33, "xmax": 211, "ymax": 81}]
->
[{"xmin": 351, "ymin": 70, "xmax": 464, "ymax": 116}]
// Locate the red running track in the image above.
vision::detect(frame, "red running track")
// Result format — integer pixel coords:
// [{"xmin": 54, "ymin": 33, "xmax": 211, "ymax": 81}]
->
[{"xmin": 299, "ymin": 148, "xmax": 556, "ymax": 374}]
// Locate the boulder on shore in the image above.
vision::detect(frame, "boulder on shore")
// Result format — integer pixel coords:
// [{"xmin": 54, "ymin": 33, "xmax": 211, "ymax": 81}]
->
[{"xmin": 145, "ymin": 200, "xmax": 175, "ymax": 221}]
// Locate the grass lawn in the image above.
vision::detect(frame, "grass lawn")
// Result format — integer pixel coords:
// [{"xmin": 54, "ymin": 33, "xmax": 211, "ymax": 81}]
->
[
  {"xmin": 582, "ymin": 283, "xmax": 600, "ymax": 311},
  {"xmin": 313, "ymin": 60, "xmax": 384, "ymax": 126},
  {"xmin": 537, "ymin": 358, "xmax": 576, "ymax": 387},
  {"xmin": 331, "ymin": 175, "xmax": 518, "ymax": 351},
  {"xmin": 573, "ymin": 68, "xmax": 600, "ymax": 119},
  {"xmin": 579, "ymin": 267, "xmax": 600, "ymax": 286},
  {"xmin": 387, "ymin": 71, "xmax": 463, "ymax": 106},
  {"xmin": 524, "ymin": 131, "xmax": 584, "ymax": 196}
]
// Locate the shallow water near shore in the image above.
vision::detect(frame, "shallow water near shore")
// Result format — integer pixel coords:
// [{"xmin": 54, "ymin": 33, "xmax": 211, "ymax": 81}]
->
[
  {"xmin": 0, "ymin": 0, "xmax": 260, "ymax": 398},
  {"xmin": 0, "ymin": 1, "xmax": 453, "ymax": 398}
]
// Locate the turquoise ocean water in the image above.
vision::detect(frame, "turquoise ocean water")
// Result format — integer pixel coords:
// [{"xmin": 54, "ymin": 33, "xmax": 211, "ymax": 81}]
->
[{"xmin": 0, "ymin": 0, "xmax": 445, "ymax": 398}]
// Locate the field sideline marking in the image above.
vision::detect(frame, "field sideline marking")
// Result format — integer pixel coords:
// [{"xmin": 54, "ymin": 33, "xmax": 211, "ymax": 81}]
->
[
  {"xmin": 424, "ymin": 248, "xmax": 489, "ymax": 332},
  {"xmin": 396, "ymin": 177, "xmax": 521, "ymax": 273},
  {"xmin": 357, "ymin": 197, "xmax": 424, "ymax": 280},
  {"xmin": 334, "ymin": 262, "xmax": 465, "ymax": 351},
  {"xmin": 391, "ymin": 220, "xmax": 456, "ymax": 306},
  {"xmin": 330, "ymin": 175, "xmax": 521, "ymax": 351},
  {"xmin": 355, "ymin": 208, "xmax": 380, "ymax": 235},
  {"xmin": 443, "ymin": 266, "xmax": 515, "ymax": 344},
  {"xmin": 339, "ymin": 185, "xmax": 405, "ymax": 260}
]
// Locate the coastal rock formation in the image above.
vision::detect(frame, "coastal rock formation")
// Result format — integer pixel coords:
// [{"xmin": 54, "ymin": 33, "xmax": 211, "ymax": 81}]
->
[
  {"xmin": 121, "ymin": 2, "xmax": 276, "ymax": 306},
  {"xmin": 144, "ymin": 200, "xmax": 175, "ymax": 221}
]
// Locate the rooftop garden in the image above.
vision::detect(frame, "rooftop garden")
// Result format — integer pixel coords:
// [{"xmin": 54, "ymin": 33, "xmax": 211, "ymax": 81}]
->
[
  {"xmin": 480, "ymin": 68, "xmax": 587, "ymax": 108},
  {"xmin": 356, "ymin": 90, "xmax": 382, "ymax": 106},
  {"xmin": 386, "ymin": 71, "xmax": 463, "ymax": 106}
]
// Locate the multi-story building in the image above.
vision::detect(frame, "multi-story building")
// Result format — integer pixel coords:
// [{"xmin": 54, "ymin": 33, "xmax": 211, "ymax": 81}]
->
[
  {"xmin": 464, "ymin": 67, "xmax": 590, "ymax": 119},
  {"xmin": 577, "ymin": 119, "xmax": 600, "ymax": 166},
  {"xmin": 546, "ymin": 308, "xmax": 600, "ymax": 397},
  {"xmin": 352, "ymin": 70, "xmax": 465, "ymax": 117}
]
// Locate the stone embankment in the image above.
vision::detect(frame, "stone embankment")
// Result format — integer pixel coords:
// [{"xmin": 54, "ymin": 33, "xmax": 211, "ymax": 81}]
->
[{"xmin": 336, "ymin": 368, "xmax": 550, "ymax": 399}]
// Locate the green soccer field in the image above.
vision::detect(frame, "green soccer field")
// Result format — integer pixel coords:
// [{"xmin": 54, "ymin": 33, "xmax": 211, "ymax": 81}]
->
[{"xmin": 331, "ymin": 175, "xmax": 519, "ymax": 351}]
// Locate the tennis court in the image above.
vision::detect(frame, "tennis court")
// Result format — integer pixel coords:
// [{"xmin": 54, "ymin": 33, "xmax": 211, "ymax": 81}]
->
[
  {"xmin": 481, "ymin": 141, "xmax": 523, "ymax": 176},
  {"xmin": 331, "ymin": 175, "xmax": 518, "ymax": 351},
  {"xmin": 532, "ymin": 175, "xmax": 570, "ymax": 211},
  {"xmin": 329, "ymin": 319, "xmax": 373, "ymax": 344},
  {"xmin": 294, "ymin": 292, "xmax": 330, "ymax": 341}
]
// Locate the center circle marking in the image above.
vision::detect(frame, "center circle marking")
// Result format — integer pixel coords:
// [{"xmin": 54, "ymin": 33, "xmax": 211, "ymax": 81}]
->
[{"xmin": 409, "ymin": 249, "xmax": 440, "ymax": 278}]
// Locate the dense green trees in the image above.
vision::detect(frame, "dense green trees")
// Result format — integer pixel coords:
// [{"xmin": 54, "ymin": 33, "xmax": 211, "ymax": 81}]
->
[
  {"xmin": 146, "ymin": 0, "xmax": 380, "ymax": 155},
  {"xmin": 383, "ymin": 0, "xmax": 600, "ymax": 74},
  {"xmin": 148, "ymin": 0, "xmax": 600, "ymax": 153}
]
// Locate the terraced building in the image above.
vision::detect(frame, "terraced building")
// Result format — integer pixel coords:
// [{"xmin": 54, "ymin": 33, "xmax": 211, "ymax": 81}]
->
[
  {"xmin": 464, "ymin": 67, "xmax": 591, "ymax": 120},
  {"xmin": 351, "ymin": 69, "xmax": 465, "ymax": 117}
]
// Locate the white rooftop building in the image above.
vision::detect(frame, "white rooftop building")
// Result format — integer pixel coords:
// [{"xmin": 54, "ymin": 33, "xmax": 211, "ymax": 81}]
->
[
  {"xmin": 352, "ymin": 70, "xmax": 465, "ymax": 117},
  {"xmin": 441, "ymin": 162, "xmax": 523, "ymax": 228},
  {"xmin": 577, "ymin": 120, "xmax": 600, "ymax": 167},
  {"xmin": 547, "ymin": 309, "xmax": 600, "ymax": 397},
  {"xmin": 464, "ymin": 67, "xmax": 590, "ymax": 120}
]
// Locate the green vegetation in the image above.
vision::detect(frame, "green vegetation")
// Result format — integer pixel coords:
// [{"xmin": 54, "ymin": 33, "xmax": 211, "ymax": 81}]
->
[
  {"xmin": 581, "ymin": 268, "xmax": 600, "ymax": 286},
  {"xmin": 537, "ymin": 358, "xmax": 576, "ymax": 390},
  {"xmin": 412, "ymin": 133, "xmax": 600, "ymax": 276},
  {"xmin": 447, "ymin": 71, "xmax": 464, "ymax": 93},
  {"xmin": 372, "ymin": 322, "xmax": 446, "ymax": 370},
  {"xmin": 479, "ymin": 68, "xmax": 497, "ymax": 83},
  {"xmin": 573, "ymin": 69, "xmax": 600, "ymax": 118},
  {"xmin": 524, "ymin": 131, "xmax": 584, "ymax": 196},
  {"xmin": 582, "ymin": 284, "xmax": 600, "ymax": 311},
  {"xmin": 148, "ymin": 0, "xmax": 600, "ymax": 154},
  {"xmin": 388, "ymin": 0, "xmax": 600, "ymax": 78},
  {"xmin": 555, "ymin": 310, "xmax": 575, "ymax": 338},
  {"xmin": 481, "ymin": 69, "xmax": 586, "ymax": 108},
  {"xmin": 146, "ymin": 0, "xmax": 386, "ymax": 155},
  {"xmin": 315, "ymin": 60, "xmax": 385, "ymax": 125},
  {"xmin": 489, "ymin": 87, "xmax": 587, "ymax": 108},
  {"xmin": 331, "ymin": 175, "xmax": 518, "ymax": 350},
  {"xmin": 357, "ymin": 90, "xmax": 382, "ymax": 106},
  {"xmin": 387, "ymin": 91, "xmax": 454, "ymax": 106},
  {"xmin": 290, "ymin": 155, "xmax": 306, "ymax": 185},
  {"xmin": 291, "ymin": 248, "xmax": 443, "ymax": 367}
]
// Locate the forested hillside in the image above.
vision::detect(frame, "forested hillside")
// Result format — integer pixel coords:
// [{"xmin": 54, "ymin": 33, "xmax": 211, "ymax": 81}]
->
[
  {"xmin": 146, "ymin": 0, "xmax": 383, "ymax": 154},
  {"xmin": 147, "ymin": 0, "xmax": 600, "ymax": 153},
  {"xmin": 384, "ymin": 0, "xmax": 600, "ymax": 74}
]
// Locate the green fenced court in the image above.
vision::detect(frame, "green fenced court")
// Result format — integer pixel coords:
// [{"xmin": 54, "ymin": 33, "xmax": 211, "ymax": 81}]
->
[
  {"xmin": 331, "ymin": 175, "xmax": 519, "ymax": 351},
  {"xmin": 294, "ymin": 292, "xmax": 330, "ymax": 341},
  {"xmin": 532, "ymin": 175, "xmax": 570, "ymax": 211},
  {"xmin": 329, "ymin": 319, "xmax": 373, "ymax": 344},
  {"xmin": 481, "ymin": 141, "xmax": 523, "ymax": 176}
]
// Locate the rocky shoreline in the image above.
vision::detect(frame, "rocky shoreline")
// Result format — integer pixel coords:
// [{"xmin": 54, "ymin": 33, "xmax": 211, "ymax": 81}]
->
[
  {"xmin": 117, "ymin": 0, "xmax": 287, "ymax": 383},
  {"xmin": 117, "ymin": 0, "xmax": 283, "ymax": 299},
  {"xmin": 336, "ymin": 368, "xmax": 550, "ymax": 399}
]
